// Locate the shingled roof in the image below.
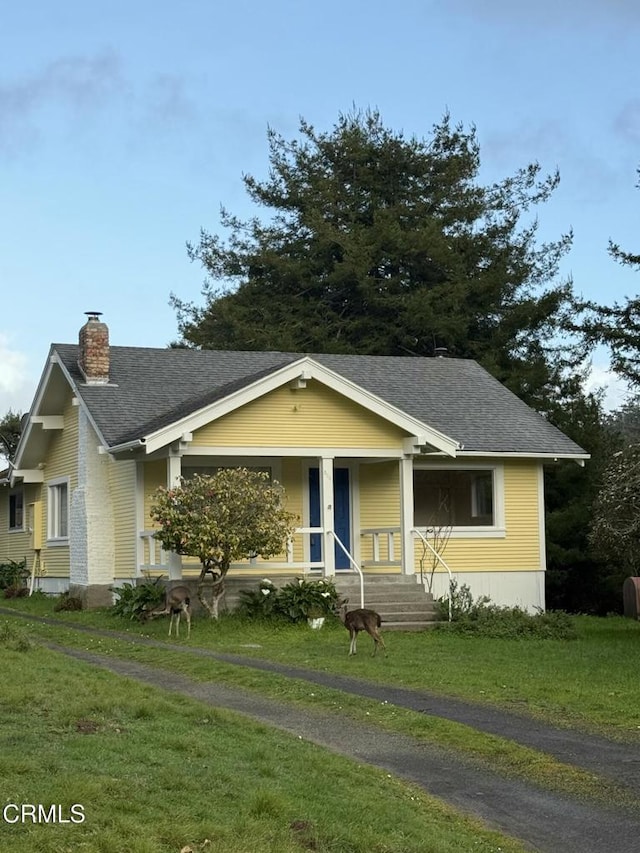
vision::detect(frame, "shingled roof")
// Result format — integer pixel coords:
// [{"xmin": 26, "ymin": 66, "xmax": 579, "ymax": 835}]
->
[{"xmin": 51, "ymin": 344, "xmax": 587, "ymax": 458}]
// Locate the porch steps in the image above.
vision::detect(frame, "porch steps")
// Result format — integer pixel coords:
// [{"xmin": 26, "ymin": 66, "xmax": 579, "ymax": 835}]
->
[
  {"xmin": 334, "ymin": 575, "xmax": 440, "ymax": 632},
  {"xmin": 197, "ymin": 574, "xmax": 440, "ymax": 631}
]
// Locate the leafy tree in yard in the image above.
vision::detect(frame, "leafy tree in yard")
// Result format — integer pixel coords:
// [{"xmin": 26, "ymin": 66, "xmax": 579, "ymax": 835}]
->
[
  {"xmin": 544, "ymin": 385, "xmax": 623, "ymax": 613},
  {"xmin": 590, "ymin": 442, "xmax": 640, "ymax": 575},
  {"xmin": 174, "ymin": 108, "xmax": 590, "ymax": 411},
  {"xmin": 0, "ymin": 410, "xmax": 23, "ymax": 464},
  {"xmin": 586, "ymin": 394, "xmax": 640, "ymax": 591},
  {"xmin": 150, "ymin": 468, "xmax": 297, "ymax": 618}
]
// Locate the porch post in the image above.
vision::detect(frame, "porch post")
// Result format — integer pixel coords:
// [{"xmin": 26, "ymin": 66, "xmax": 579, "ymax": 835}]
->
[
  {"xmin": 400, "ymin": 456, "xmax": 415, "ymax": 576},
  {"xmin": 166, "ymin": 449, "xmax": 183, "ymax": 581},
  {"xmin": 320, "ymin": 456, "xmax": 336, "ymax": 577}
]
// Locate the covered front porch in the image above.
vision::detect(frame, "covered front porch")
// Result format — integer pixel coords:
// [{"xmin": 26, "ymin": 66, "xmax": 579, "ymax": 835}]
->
[{"xmin": 136, "ymin": 451, "xmax": 452, "ymax": 597}]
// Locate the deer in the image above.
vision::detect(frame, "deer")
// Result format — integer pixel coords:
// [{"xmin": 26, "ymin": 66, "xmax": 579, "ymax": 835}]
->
[
  {"xmin": 145, "ymin": 585, "xmax": 192, "ymax": 638},
  {"xmin": 337, "ymin": 601, "xmax": 386, "ymax": 656}
]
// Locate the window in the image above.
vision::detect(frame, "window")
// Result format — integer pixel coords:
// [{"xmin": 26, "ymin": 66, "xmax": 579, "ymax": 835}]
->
[
  {"xmin": 9, "ymin": 490, "xmax": 23, "ymax": 531},
  {"xmin": 414, "ymin": 468, "xmax": 497, "ymax": 529},
  {"xmin": 48, "ymin": 479, "xmax": 69, "ymax": 540}
]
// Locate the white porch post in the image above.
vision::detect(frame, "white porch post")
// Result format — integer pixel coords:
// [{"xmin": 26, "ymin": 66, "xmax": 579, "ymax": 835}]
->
[
  {"xmin": 400, "ymin": 456, "xmax": 415, "ymax": 576},
  {"xmin": 320, "ymin": 456, "xmax": 336, "ymax": 577},
  {"xmin": 166, "ymin": 449, "xmax": 183, "ymax": 580}
]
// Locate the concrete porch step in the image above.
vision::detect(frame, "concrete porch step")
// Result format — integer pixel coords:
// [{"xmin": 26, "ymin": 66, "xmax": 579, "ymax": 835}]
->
[{"xmin": 334, "ymin": 574, "xmax": 438, "ymax": 631}]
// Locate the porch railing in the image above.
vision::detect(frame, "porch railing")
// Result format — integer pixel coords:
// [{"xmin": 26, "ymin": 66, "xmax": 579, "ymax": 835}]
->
[
  {"xmin": 328, "ymin": 530, "xmax": 364, "ymax": 608},
  {"xmin": 360, "ymin": 526, "xmax": 401, "ymax": 567},
  {"xmin": 139, "ymin": 527, "xmax": 330, "ymax": 574}
]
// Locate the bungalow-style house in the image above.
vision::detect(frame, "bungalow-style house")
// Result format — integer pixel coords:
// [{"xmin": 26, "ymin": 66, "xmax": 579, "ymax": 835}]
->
[{"xmin": 0, "ymin": 313, "xmax": 587, "ymax": 611}]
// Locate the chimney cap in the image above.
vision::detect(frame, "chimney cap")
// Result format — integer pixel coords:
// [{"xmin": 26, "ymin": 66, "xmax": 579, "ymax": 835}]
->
[
  {"xmin": 434, "ymin": 346, "xmax": 448, "ymax": 358},
  {"xmin": 84, "ymin": 311, "xmax": 104, "ymax": 321}
]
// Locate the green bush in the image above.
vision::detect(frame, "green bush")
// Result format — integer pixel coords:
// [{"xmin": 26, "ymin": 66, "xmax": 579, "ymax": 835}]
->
[
  {"xmin": 274, "ymin": 577, "xmax": 340, "ymax": 622},
  {"xmin": 435, "ymin": 581, "xmax": 576, "ymax": 639},
  {"xmin": 236, "ymin": 578, "xmax": 281, "ymax": 620},
  {"xmin": 237, "ymin": 577, "xmax": 341, "ymax": 623},
  {"xmin": 111, "ymin": 578, "xmax": 166, "ymax": 620},
  {"xmin": 54, "ymin": 591, "xmax": 84, "ymax": 612},
  {"xmin": 0, "ymin": 559, "xmax": 28, "ymax": 592}
]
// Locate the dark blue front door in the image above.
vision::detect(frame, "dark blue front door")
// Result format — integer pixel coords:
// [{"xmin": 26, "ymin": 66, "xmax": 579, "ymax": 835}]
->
[{"xmin": 309, "ymin": 467, "xmax": 351, "ymax": 569}]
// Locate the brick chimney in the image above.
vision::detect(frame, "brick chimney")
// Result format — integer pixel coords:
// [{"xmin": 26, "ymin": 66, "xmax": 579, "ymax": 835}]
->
[{"xmin": 78, "ymin": 312, "xmax": 110, "ymax": 384}]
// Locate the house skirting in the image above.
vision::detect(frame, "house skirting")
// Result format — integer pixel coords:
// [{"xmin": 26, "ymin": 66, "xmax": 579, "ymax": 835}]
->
[{"xmin": 425, "ymin": 570, "xmax": 545, "ymax": 612}]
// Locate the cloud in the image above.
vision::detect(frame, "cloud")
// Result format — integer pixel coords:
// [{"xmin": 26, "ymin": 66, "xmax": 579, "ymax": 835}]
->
[
  {"xmin": 0, "ymin": 51, "xmax": 125, "ymax": 154},
  {"xmin": 0, "ymin": 53, "xmax": 200, "ymax": 157},
  {"xmin": 0, "ymin": 334, "xmax": 35, "ymax": 414},
  {"xmin": 584, "ymin": 363, "xmax": 630, "ymax": 412}
]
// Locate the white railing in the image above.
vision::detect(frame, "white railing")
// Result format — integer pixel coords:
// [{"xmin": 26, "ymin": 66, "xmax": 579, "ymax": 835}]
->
[
  {"xmin": 139, "ymin": 526, "xmax": 331, "ymax": 573},
  {"xmin": 328, "ymin": 530, "xmax": 364, "ymax": 608},
  {"xmin": 360, "ymin": 526, "xmax": 402, "ymax": 567},
  {"xmin": 139, "ymin": 530, "xmax": 170, "ymax": 571}
]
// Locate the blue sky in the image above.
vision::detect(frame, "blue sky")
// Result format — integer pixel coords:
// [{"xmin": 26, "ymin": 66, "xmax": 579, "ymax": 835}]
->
[{"xmin": 1, "ymin": 0, "xmax": 639, "ymax": 414}]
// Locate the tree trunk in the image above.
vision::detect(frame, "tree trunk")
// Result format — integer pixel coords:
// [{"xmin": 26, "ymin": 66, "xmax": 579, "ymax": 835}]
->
[{"xmin": 197, "ymin": 564, "xmax": 227, "ymax": 619}]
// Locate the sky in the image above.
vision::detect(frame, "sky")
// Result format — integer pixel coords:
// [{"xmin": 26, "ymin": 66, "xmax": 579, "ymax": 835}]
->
[{"xmin": 1, "ymin": 0, "xmax": 639, "ymax": 416}]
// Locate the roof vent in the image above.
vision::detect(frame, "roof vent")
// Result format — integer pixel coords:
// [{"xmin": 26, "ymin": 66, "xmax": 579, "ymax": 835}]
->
[{"xmin": 434, "ymin": 347, "xmax": 448, "ymax": 358}]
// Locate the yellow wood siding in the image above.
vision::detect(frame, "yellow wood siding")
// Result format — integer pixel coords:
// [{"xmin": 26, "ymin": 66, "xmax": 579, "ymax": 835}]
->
[
  {"xmin": 359, "ymin": 462, "xmax": 401, "ymax": 565},
  {"xmin": 143, "ymin": 460, "xmax": 167, "ymax": 529},
  {"xmin": 416, "ymin": 461, "xmax": 541, "ymax": 574},
  {"xmin": 110, "ymin": 459, "xmax": 137, "ymax": 578},
  {"xmin": 191, "ymin": 380, "xmax": 408, "ymax": 448},
  {"xmin": 40, "ymin": 397, "xmax": 78, "ymax": 578},
  {"xmin": 0, "ymin": 484, "xmax": 41, "ymax": 564}
]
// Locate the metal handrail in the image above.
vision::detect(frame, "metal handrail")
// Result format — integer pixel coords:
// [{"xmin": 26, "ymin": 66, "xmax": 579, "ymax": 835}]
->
[
  {"xmin": 412, "ymin": 527, "xmax": 453, "ymax": 622},
  {"xmin": 328, "ymin": 530, "xmax": 364, "ymax": 608}
]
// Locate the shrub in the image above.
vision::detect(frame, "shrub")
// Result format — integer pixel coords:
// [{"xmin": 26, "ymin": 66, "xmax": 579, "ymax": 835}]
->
[
  {"xmin": 54, "ymin": 591, "xmax": 84, "ymax": 612},
  {"xmin": 236, "ymin": 578, "xmax": 281, "ymax": 620},
  {"xmin": 435, "ymin": 581, "xmax": 576, "ymax": 639},
  {"xmin": 0, "ymin": 559, "xmax": 28, "ymax": 592},
  {"xmin": 237, "ymin": 577, "xmax": 340, "ymax": 623},
  {"xmin": 111, "ymin": 578, "xmax": 166, "ymax": 620},
  {"xmin": 274, "ymin": 577, "xmax": 340, "ymax": 622}
]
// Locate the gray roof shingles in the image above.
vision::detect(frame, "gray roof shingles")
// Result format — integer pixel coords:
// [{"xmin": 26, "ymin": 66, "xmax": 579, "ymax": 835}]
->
[{"xmin": 52, "ymin": 344, "xmax": 586, "ymax": 457}]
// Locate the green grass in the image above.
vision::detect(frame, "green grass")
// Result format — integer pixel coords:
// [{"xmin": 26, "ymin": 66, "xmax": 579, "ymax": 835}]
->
[
  {"xmin": 2, "ymin": 598, "xmax": 640, "ymax": 812},
  {"xmin": 0, "ymin": 628, "xmax": 526, "ymax": 853},
  {"xmin": 9, "ymin": 597, "xmax": 639, "ymax": 738}
]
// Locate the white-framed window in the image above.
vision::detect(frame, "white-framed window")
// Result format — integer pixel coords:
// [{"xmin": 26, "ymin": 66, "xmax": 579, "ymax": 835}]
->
[
  {"xmin": 413, "ymin": 464, "xmax": 504, "ymax": 536},
  {"xmin": 47, "ymin": 478, "xmax": 69, "ymax": 541},
  {"xmin": 9, "ymin": 490, "xmax": 24, "ymax": 531}
]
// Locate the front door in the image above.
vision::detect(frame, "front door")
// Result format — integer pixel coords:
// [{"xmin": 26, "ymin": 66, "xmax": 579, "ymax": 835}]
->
[{"xmin": 309, "ymin": 467, "xmax": 351, "ymax": 569}]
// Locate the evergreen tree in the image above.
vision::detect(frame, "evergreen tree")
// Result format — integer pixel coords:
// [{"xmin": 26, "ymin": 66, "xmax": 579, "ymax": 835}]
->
[
  {"xmin": 174, "ymin": 109, "xmax": 590, "ymax": 410},
  {"xmin": 578, "ymin": 166, "xmax": 640, "ymax": 386},
  {"xmin": 0, "ymin": 410, "xmax": 23, "ymax": 465}
]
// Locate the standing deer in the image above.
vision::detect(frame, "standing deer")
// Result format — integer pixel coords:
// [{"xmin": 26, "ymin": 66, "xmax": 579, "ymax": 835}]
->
[
  {"xmin": 145, "ymin": 585, "xmax": 192, "ymax": 638},
  {"xmin": 337, "ymin": 601, "xmax": 386, "ymax": 656}
]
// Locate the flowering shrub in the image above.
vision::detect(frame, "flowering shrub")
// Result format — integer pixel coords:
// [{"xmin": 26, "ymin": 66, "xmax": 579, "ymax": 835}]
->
[
  {"xmin": 236, "ymin": 577, "xmax": 340, "ymax": 623},
  {"xmin": 275, "ymin": 577, "xmax": 340, "ymax": 622},
  {"xmin": 236, "ymin": 578, "xmax": 280, "ymax": 619}
]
